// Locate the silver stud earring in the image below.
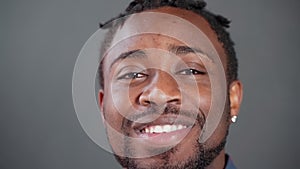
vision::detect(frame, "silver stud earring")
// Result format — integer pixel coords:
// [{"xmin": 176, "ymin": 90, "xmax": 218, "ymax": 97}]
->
[{"xmin": 231, "ymin": 115, "xmax": 238, "ymax": 123}]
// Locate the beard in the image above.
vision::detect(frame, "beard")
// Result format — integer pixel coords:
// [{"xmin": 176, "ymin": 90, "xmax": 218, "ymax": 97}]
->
[
  {"xmin": 114, "ymin": 135, "xmax": 227, "ymax": 169},
  {"xmin": 110, "ymin": 104, "xmax": 230, "ymax": 169}
]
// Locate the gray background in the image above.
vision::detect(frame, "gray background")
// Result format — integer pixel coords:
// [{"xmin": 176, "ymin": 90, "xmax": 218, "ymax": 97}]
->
[{"xmin": 1, "ymin": 0, "xmax": 299, "ymax": 168}]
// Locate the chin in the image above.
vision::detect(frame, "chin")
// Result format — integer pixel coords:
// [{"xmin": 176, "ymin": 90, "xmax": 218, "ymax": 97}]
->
[{"xmin": 113, "ymin": 132, "xmax": 227, "ymax": 169}]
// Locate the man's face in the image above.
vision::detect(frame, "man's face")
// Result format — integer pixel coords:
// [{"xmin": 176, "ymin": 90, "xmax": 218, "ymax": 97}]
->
[{"xmin": 99, "ymin": 7, "xmax": 242, "ymax": 169}]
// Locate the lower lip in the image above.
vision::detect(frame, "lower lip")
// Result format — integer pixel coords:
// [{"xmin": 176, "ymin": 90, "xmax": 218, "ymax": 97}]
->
[{"xmin": 137, "ymin": 127, "xmax": 193, "ymax": 146}]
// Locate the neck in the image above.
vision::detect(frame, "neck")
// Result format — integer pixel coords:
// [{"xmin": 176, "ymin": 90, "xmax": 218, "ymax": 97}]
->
[{"xmin": 205, "ymin": 149, "xmax": 226, "ymax": 169}]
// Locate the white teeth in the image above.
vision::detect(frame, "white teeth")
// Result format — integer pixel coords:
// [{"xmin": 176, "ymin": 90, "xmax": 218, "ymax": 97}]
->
[
  {"xmin": 154, "ymin": 126, "xmax": 163, "ymax": 133},
  {"xmin": 142, "ymin": 125, "xmax": 187, "ymax": 134},
  {"xmin": 163, "ymin": 125, "xmax": 171, "ymax": 132},
  {"xmin": 150, "ymin": 127, "xmax": 153, "ymax": 133},
  {"xmin": 171, "ymin": 125, "xmax": 177, "ymax": 131}
]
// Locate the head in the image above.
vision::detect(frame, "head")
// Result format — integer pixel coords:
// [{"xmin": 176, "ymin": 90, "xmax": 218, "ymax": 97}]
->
[{"xmin": 98, "ymin": 1, "xmax": 242, "ymax": 169}]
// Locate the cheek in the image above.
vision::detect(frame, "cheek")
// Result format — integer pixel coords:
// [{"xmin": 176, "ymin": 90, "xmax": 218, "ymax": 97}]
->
[
  {"xmin": 199, "ymin": 91, "xmax": 211, "ymax": 113},
  {"xmin": 198, "ymin": 78, "xmax": 212, "ymax": 114},
  {"xmin": 102, "ymin": 86, "xmax": 128, "ymax": 131},
  {"xmin": 106, "ymin": 83, "xmax": 134, "ymax": 115},
  {"xmin": 102, "ymin": 82, "xmax": 143, "ymax": 129},
  {"xmin": 181, "ymin": 80, "xmax": 212, "ymax": 114}
]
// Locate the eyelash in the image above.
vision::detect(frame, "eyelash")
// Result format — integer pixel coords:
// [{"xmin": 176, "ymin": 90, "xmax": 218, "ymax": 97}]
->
[
  {"xmin": 118, "ymin": 72, "xmax": 148, "ymax": 80},
  {"xmin": 176, "ymin": 69, "xmax": 206, "ymax": 75},
  {"xmin": 117, "ymin": 68, "xmax": 206, "ymax": 80}
]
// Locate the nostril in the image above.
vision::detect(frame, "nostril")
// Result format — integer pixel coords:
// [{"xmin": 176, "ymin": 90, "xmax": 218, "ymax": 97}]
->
[
  {"xmin": 141, "ymin": 100, "xmax": 151, "ymax": 106},
  {"xmin": 167, "ymin": 98, "xmax": 181, "ymax": 105},
  {"xmin": 138, "ymin": 88, "xmax": 181, "ymax": 106},
  {"xmin": 137, "ymin": 92, "xmax": 154, "ymax": 106}
]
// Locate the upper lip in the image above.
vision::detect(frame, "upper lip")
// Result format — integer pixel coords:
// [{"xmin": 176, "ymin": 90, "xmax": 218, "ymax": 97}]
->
[{"xmin": 131, "ymin": 114, "xmax": 197, "ymax": 134}]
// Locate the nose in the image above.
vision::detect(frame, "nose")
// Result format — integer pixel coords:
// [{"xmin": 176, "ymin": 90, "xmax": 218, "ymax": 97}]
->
[{"xmin": 138, "ymin": 70, "xmax": 181, "ymax": 106}]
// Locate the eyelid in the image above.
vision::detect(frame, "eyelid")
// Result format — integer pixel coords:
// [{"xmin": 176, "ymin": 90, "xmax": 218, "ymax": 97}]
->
[
  {"xmin": 117, "ymin": 71, "xmax": 148, "ymax": 80},
  {"xmin": 176, "ymin": 68, "xmax": 206, "ymax": 75},
  {"xmin": 115, "ymin": 65, "xmax": 149, "ymax": 81},
  {"xmin": 174, "ymin": 62, "xmax": 206, "ymax": 72},
  {"xmin": 115, "ymin": 65, "xmax": 144, "ymax": 77}
]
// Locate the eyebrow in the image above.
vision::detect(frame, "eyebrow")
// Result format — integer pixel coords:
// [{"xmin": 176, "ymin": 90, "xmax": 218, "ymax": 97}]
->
[
  {"xmin": 110, "ymin": 49, "xmax": 147, "ymax": 68},
  {"xmin": 109, "ymin": 45, "xmax": 213, "ymax": 68},
  {"xmin": 169, "ymin": 45, "xmax": 213, "ymax": 62}
]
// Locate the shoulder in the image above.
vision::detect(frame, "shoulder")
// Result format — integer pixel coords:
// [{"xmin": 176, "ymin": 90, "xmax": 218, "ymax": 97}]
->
[{"xmin": 225, "ymin": 154, "xmax": 237, "ymax": 169}]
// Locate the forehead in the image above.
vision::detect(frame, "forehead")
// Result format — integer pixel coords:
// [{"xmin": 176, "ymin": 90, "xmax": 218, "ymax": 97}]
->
[{"xmin": 103, "ymin": 7, "xmax": 227, "ymax": 72}]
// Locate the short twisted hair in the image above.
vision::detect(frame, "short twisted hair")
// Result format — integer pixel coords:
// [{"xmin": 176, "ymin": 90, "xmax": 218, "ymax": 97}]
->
[{"xmin": 98, "ymin": 0, "xmax": 238, "ymax": 89}]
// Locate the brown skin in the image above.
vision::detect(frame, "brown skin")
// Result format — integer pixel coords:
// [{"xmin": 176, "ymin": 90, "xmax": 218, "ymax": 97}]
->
[{"xmin": 99, "ymin": 7, "xmax": 243, "ymax": 169}]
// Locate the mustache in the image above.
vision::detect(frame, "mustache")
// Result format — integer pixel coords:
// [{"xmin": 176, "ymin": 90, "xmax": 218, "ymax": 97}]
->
[{"xmin": 122, "ymin": 104, "xmax": 206, "ymax": 131}]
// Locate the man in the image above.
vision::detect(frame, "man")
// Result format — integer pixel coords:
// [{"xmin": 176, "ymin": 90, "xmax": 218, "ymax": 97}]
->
[{"xmin": 98, "ymin": 0, "xmax": 243, "ymax": 168}]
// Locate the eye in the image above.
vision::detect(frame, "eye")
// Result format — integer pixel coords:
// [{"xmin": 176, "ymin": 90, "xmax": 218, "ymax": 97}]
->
[
  {"xmin": 176, "ymin": 69, "xmax": 206, "ymax": 75},
  {"xmin": 118, "ymin": 72, "xmax": 148, "ymax": 80}
]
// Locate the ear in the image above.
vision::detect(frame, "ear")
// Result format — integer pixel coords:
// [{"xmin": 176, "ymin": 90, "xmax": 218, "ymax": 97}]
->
[
  {"xmin": 229, "ymin": 80, "xmax": 243, "ymax": 122},
  {"xmin": 98, "ymin": 89, "xmax": 105, "ymax": 123}
]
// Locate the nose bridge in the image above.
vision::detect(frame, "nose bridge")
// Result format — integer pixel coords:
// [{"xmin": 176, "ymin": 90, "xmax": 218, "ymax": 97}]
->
[
  {"xmin": 155, "ymin": 70, "xmax": 179, "ymax": 96},
  {"xmin": 139, "ymin": 70, "xmax": 181, "ymax": 106}
]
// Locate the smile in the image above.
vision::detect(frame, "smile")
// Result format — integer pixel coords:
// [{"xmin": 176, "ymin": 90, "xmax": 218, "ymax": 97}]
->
[
  {"xmin": 131, "ymin": 115, "xmax": 197, "ymax": 146},
  {"xmin": 140, "ymin": 124, "xmax": 188, "ymax": 134}
]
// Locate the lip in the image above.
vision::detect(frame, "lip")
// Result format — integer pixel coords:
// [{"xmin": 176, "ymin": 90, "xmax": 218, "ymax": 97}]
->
[{"xmin": 131, "ymin": 114, "xmax": 198, "ymax": 146}]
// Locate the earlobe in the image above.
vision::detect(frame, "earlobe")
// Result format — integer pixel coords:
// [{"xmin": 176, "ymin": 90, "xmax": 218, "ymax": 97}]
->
[{"xmin": 229, "ymin": 80, "xmax": 243, "ymax": 122}]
